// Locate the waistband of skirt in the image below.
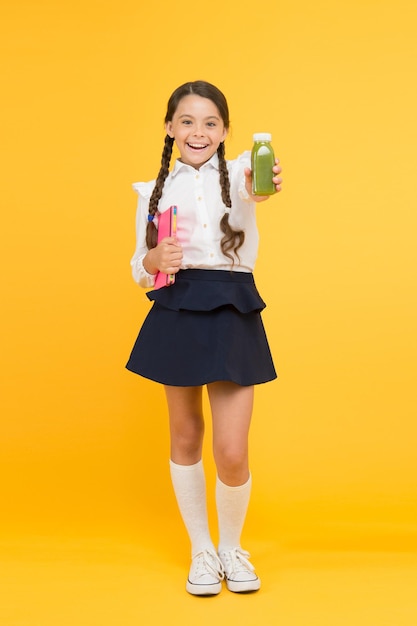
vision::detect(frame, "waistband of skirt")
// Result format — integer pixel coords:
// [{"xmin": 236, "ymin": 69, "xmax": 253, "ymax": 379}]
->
[
  {"xmin": 147, "ymin": 269, "xmax": 266, "ymax": 313},
  {"xmin": 175, "ymin": 269, "xmax": 255, "ymax": 284}
]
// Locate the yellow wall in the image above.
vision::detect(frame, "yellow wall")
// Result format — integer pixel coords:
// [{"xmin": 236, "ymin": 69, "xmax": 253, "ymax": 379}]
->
[{"xmin": 1, "ymin": 0, "xmax": 416, "ymax": 549}]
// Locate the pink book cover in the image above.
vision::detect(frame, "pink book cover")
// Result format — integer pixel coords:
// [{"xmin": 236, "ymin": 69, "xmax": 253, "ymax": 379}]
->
[{"xmin": 154, "ymin": 205, "xmax": 178, "ymax": 290}]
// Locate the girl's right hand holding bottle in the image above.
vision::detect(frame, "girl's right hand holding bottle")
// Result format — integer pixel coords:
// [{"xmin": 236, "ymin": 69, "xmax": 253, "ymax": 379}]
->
[{"xmin": 143, "ymin": 237, "xmax": 183, "ymax": 276}]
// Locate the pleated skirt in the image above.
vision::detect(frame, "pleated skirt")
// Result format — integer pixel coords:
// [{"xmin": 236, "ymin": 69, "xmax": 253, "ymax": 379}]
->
[{"xmin": 126, "ymin": 269, "xmax": 277, "ymax": 387}]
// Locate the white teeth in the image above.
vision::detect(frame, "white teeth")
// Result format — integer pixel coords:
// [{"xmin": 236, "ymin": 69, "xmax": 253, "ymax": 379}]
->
[{"xmin": 188, "ymin": 143, "xmax": 207, "ymax": 149}]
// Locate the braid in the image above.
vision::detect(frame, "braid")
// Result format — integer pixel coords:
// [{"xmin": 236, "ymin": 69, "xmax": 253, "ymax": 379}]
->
[
  {"xmin": 217, "ymin": 142, "xmax": 232, "ymax": 209},
  {"xmin": 217, "ymin": 142, "xmax": 245, "ymax": 263},
  {"xmin": 146, "ymin": 135, "xmax": 174, "ymax": 249}
]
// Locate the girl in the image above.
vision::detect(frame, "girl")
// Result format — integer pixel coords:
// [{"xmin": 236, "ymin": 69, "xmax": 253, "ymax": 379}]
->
[{"xmin": 126, "ymin": 81, "xmax": 282, "ymax": 595}]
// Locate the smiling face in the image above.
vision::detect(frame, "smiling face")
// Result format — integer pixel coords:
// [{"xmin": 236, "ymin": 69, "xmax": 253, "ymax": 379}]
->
[{"xmin": 165, "ymin": 94, "xmax": 228, "ymax": 170}]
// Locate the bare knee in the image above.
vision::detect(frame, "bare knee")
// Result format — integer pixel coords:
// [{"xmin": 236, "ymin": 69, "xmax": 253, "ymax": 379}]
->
[
  {"xmin": 165, "ymin": 386, "xmax": 205, "ymax": 465},
  {"xmin": 170, "ymin": 416, "xmax": 205, "ymax": 464},
  {"xmin": 213, "ymin": 444, "xmax": 249, "ymax": 485}
]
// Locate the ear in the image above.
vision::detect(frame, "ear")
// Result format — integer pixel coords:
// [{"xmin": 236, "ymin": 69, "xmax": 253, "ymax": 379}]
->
[
  {"xmin": 165, "ymin": 122, "xmax": 174, "ymax": 138},
  {"xmin": 221, "ymin": 126, "xmax": 228, "ymax": 142}
]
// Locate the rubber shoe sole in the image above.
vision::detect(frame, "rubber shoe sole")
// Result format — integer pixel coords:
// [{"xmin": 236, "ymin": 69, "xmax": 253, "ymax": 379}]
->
[
  {"xmin": 186, "ymin": 579, "xmax": 222, "ymax": 595},
  {"xmin": 225, "ymin": 576, "xmax": 261, "ymax": 593}
]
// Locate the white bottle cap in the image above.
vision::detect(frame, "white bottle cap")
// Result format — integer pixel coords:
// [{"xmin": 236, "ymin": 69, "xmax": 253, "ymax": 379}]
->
[{"xmin": 253, "ymin": 132, "xmax": 272, "ymax": 141}]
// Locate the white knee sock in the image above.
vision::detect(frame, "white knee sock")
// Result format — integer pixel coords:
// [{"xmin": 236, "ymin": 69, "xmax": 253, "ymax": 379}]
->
[
  {"xmin": 169, "ymin": 459, "xmax": 215, "ymax": 557},
  {"xmin": 216, "ymin": 474, "xmax": 252, "ymax": 553}
]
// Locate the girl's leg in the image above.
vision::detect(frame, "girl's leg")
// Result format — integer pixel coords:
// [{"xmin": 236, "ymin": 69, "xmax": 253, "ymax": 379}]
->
[
  {"xmin": 165, "ymin": 384, "xmax": 204, "ymax": 465},
  {"xmin": 207, "ymin": 381, "xmax": 260, "ymax": 592},
  {"xmin": 207, "ymin": 380, "xmax": 254, "ymax": 486},
  {"xmin": 164, "ymin": 385, "xmax": 223, "ymax": 595}
]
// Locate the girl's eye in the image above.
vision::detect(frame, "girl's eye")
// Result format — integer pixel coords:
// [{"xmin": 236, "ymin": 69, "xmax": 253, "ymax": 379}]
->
[
  {"xmin": 182, "ymin": 120, "xmax": 192, "ymax": 125},
  {"xmin": 207, "ymin": 122, "xmax": 216, "ymax": 127}
]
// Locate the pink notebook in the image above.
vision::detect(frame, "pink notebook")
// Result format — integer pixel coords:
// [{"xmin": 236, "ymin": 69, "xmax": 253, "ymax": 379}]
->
[{"xmin": 154, "ymin": 205, "xmax": 178, "ymax": 290}]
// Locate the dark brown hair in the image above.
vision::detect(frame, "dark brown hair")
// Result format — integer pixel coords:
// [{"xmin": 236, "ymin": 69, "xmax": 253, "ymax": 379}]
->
[{"xmin": 146, "ymin": 81, "xmax": 245, "ymax": 262}]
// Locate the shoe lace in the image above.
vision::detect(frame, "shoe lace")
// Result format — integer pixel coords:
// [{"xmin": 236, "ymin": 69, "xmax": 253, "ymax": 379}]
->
[
  {"xmin": 194, "ymin": 549, "xmax": 225, "ymax": 580},
  {"xmin": 223, "ymin": 548, "xmax": 255, "ymax": 576}
]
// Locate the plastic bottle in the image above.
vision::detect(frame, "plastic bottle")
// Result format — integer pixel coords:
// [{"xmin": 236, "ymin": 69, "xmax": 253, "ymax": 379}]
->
[{"xmin": 251, "ymin": 133, "xmax": 276, "ymax": 195}]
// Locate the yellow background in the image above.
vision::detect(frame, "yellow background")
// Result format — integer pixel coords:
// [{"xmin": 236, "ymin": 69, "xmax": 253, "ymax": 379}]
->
[{"xmin": 1, "ymin": 0, "xmax": 416, "ymax": 624}]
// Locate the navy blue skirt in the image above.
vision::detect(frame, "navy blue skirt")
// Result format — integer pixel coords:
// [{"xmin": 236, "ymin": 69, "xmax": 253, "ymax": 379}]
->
[{"xmin": 126, "ymin": 269, "xmax": 277, "ymax": 387}]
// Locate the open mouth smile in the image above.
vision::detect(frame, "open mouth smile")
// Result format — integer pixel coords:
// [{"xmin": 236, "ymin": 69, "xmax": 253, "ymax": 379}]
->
[{"xmin": 187, "ymin": 143, "xmax": 209, "ymax": 151}]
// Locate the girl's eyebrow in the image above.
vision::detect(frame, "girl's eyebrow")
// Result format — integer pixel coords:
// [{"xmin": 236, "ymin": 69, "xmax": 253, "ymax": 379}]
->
[{"xmin": 178, "ymin": 114, "xmax": 221, "ymax": 121}]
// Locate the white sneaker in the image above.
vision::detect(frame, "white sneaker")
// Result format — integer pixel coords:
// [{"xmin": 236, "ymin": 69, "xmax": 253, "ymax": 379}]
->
[
  {"xmin": 186, "ymin": 549, "xmax": 225, "ymax": 596},
  {"xmin": 219, "ymin": 547, "xmax": 261, "ymax": 593}
]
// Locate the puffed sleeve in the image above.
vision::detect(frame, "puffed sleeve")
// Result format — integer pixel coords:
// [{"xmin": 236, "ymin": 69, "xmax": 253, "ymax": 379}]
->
[{"xmin": 130, "ymin": 181, "xmax": 157, "ymax": 287}]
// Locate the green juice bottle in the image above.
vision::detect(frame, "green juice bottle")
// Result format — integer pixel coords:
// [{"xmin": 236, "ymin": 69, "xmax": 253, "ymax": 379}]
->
[{"xmin": 251, "ymin": 133, "xmax": 276, "ymax": 195}]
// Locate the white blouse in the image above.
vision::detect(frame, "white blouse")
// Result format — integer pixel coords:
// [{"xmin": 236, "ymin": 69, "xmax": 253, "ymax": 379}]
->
[{"xmin": 130, "ymin": 151, "xmax": 259, "ymax": 287}]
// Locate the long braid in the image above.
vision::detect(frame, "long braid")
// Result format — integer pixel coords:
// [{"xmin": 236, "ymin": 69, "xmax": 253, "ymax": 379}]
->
[
  {"xmin": 218, "ymin": 142, "xmax": 245, "ymax": 263},
  {"xmin": 146, "ymin": 135, "xmax": 174, "ymax": 249}
]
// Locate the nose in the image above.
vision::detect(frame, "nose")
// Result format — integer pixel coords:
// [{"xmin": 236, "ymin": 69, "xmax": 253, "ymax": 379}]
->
[{"xmin": 193, "ymin": 123, "xmax": 205, "ymax": 137}]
